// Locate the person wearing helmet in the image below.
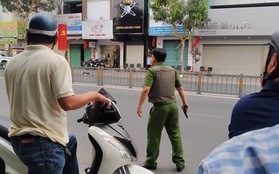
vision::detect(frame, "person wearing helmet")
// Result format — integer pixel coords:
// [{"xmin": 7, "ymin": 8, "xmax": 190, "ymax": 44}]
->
[
  {"xmin": 228, "ymin": 31, "xmax": 279, "ymax": 139},
  {"xmin": 4, "ymin": 12, "xmax": 111, "ymax": 174},
  {"xmin": 136, "ymin": 48, "xmax": 189, "ymax": 172},
  {"xmin": 195, "ymin": 31, "xmax": 279, "ymax": 174}
]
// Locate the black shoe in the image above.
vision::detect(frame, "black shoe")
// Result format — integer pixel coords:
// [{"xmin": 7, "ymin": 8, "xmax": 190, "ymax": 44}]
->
[
  {"xmin": 176, "ymin": 165, "xmax": 185, "ymax": 172},
  {"xmin": 142, "ymin": 164, "xmax": 157, "ymax": 170}
]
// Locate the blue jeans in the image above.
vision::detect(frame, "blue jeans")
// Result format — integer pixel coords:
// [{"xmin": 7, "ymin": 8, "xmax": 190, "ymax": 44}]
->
[{"xmin": 11, "ymin": 134, "xmax": 79, "ymax": 174}]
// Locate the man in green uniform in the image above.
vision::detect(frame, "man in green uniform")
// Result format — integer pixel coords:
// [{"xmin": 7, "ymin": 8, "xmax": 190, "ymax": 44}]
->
[{"xmin": 137, "ymin": 48, "xmax": 189, "ymax": 172}]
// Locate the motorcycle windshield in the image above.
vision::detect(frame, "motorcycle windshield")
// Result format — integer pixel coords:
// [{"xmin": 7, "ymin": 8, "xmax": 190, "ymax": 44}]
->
[
  {"xmin": 98, "ymin": 88, "xmax": 117, "ymax": 104},
  {"xmin": 85, "ymin": 88, "xmax": 121, "ymax": 125}
]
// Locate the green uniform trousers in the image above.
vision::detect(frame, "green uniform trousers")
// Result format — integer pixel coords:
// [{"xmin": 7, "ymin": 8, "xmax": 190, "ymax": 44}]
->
[{"xmin": 145, "ymin": 101, "xmax": 185, "ymax": 168}]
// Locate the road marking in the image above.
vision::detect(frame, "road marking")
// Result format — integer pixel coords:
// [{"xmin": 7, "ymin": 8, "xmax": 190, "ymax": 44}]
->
[{"xmin": 189, "ymin": 113, "xmax": 224, "ymax": 119}]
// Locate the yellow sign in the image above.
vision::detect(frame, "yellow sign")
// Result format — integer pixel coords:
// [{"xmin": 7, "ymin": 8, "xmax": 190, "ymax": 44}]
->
[
  {"xmin": 0, "ymin": 22, "xmax": 18, "ymax": 44},
  {"xmin": 17, "ymin": 21, "xmax": 26, "ymax": 39}
]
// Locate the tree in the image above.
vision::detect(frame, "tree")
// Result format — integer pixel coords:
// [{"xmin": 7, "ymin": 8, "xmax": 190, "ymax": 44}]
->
[
  {"xmin": 0, "ymin": 0, "xmax": 60, "ymax": 19},
  {"xmin": 149, "ymin": 0, "xmax": 209, "ymax": 74}
]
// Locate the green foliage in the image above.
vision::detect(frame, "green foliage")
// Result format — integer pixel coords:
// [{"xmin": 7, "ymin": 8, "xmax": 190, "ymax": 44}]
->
[
  {"xmin": 149, "ymin": 0, "xmax": 209, "ymax": 73},
  {"xmin": 149, "ymin": 0, "xmax": 209, "ymax": 38},
  {"xmin": 185, "ymin": 0, "xmax": 209, "ymax": 30},
  {"xmin": 0, "ymin": 0, "xmax": 60, "ymax": 19}
]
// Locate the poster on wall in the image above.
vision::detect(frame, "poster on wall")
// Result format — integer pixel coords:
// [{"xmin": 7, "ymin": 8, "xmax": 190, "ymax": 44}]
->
[{"xmin": 112, "ymin": 0, "xmax": 144, "ymax": 34}]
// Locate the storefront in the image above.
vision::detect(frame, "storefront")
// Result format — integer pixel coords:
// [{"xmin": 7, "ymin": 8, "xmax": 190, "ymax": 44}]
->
[
  {"xmin": 82, "ymin": 19, "xmax": 124, "ymax": 68},
  {"xmin": 194, "ymin": 6, "xmax": 279, "ymax": 75},
  {"xmin": 112, "ymin": 0, "xmax": 146, "ymax": 68},
  {"xmin": 0, "ymin": 21, "xmax": 26, "ymax": 56},
  {"xmin": 149, "ymin": 11, "xmax": 191, "ymax": 69},
  {"xmin": 57, "ymin": 13, "xmax": 83, "ymax": 66}
]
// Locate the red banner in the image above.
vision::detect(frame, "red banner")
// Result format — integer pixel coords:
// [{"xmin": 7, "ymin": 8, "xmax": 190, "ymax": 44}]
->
[
  {"xmin": 58, "ymin": 24, "xmax": 68, "ymax": 50},
  {"xmin": 191, "ymin": 37, "xmax": 200, "ymax": 51},
  {"xmin": 83, "ymin": 40, "xmax": 89, "ymax": 50}
]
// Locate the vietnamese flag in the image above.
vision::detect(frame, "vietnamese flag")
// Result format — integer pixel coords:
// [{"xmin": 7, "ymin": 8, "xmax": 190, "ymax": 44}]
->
[
  {"xmin": 152, "ymin": 37, "xmax": 156, "ymax": 47},
  {"xmin": 191, "ymin": 37, "xmax": 200, "ymax": 51},
  {"xmin": 83, "ymin": 41, "xmax": 89, "ymax": 50},
  {"xmin": 58, "ymin": 24, "xmax": 68, "ymax": 50}
]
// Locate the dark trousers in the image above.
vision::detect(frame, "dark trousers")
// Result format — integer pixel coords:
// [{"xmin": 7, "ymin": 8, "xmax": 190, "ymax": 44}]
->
[{"xmin": 11, "ymin": 134, "xmax": 79, "ymax": 174}]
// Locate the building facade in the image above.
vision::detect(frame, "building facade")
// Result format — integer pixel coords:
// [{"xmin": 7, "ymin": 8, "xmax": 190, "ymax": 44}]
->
[
  {"xmin": 63, "ymin": 0, "xmax": 150, "ymax": 69},
  {"xmin": 57, "ymin": 0, "xmax": 279, "ymax": 75},
  {"xmin": 150, "ymin": 0, "xmax": 279, "ymax": 75},
  {"xmin": 194, "ymin": 1, "xmax": 279, "ymax": 75}
]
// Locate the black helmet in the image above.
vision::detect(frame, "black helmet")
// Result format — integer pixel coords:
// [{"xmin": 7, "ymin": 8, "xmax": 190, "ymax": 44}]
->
[
  {"xmin": 262, "ymin": 31, "xmax": 279, "ymax": 86},
  {"xmin": 27, "ymin": 12, "xmax": 57, "ymax": 36},
  {"xmin": 270, "ymin": 31, "xmax": 279, "ymax": 55}
]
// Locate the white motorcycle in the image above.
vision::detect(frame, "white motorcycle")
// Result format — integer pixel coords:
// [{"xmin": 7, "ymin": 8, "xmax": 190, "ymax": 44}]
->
[
  {"xmin": 77, "ymin": 88, "xmax": 153, "ymax": 174},
  {"xmin": 0, "ymin": 125, "xmax": 27, "ymax": 174},
  {"xmin": 0, "ymin": 88, "xmax": 153, "ymax": 174}
]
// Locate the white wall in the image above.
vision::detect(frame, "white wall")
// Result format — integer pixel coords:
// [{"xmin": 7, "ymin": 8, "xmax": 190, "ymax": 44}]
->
[
  {"xmin": 126, "ymin": 45, "xmax": 144, "ymax": 66},
  {"xmin": 195, "ymin": 6, "xmax": 279, "ymax": 36},
  {"xmin": 87, "ymin": 0, "xmax": 110, "ymax": 20},
  {"xmin": 0, "ymin": 6, "xmax": 12, "ymax": 22},
  {"xmin": 211, "ymin": 0, "xmax": 279, "ymax": 5}
]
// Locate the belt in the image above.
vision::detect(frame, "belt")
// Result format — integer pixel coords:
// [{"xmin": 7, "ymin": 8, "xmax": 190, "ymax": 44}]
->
[
  {"xmin": 21, "ymin": 138, "xmax": 35, "ymax": 144},
  {"xmin": 11, "ymin": 134, "xmax": 72, "ymax": 156},
  {"xmin": 13, "ymin": 134, "xmax": 46, "ymax": 144},
  {"xmin": 153, "ymin": 101, "xmax": 175, "ymax": 106}
]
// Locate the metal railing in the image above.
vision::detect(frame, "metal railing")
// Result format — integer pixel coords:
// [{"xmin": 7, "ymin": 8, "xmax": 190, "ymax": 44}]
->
[
  {"xmin": 72, "ymin": 66, "xmax": 262, "ymax": 97},
  {"xmin": 0, "ymin": 66, "xmax": 262, "ymax": 97}
]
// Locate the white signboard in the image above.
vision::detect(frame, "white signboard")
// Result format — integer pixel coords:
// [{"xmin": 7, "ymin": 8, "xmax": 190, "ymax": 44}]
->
[
  {"xmin": 56, "ymin": 13, "xmax": 82, "ymax": 35},
  {"xmin": 82, "ymin": 20, "xmax": 113, "ymax": 39},
  {"xmin": 149, "ymin": 9, "xmax": 184, "ymax": 36},
  {"xmin": 194, "ymin": 7, "xmax": 279, "ymax": 36}
]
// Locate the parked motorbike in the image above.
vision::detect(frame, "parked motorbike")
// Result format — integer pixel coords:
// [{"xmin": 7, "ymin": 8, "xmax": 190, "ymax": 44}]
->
[
  {"xmin": 82, "ymin": 59, "xmax": 105, "ymax": 68},
  {"xmin": 0, "ymin": 88, "xmax": 153, "ymax": 174}
]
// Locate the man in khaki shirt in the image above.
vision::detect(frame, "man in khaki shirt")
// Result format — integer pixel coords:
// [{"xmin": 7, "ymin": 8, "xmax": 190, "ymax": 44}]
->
[{"xmin": 4, "ymin": 12, "xmax": 111, "ymax": 174}]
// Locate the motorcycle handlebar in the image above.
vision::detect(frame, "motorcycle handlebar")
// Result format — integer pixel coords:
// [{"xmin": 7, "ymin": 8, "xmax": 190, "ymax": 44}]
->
[{"xmin": 77, "ymin": 118, "xmax": 83, "ymax": 123}]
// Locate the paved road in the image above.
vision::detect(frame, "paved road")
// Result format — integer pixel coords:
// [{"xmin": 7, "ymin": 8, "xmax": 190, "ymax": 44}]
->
[{"xmin": 0, "ymin": 78, "xmax": 239, "ymax": 174}]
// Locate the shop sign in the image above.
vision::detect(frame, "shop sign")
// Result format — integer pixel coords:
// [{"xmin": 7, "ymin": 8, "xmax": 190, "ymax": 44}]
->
[
  {"xmin": 17, "ymin": 21, "xmax": 26, "ymax": 39},
  {"xmin": 56, "ymin": 13, "xmax": 82, "ymax": 35},
  {"xmin": 82, "ymin": 20, "xmax": 113, "ymax": 39},
  {"xmin": 205, "ymin": 21, "xmax": 250, "ymax": 30},
  {"xmin": 148, "ymin": 10, "xmax": 188, "ymax": 36},
  {"xmin": 195, "ymin": 21, "xmax": 251, "ymax": 36},
  {"xmin": 149, "ymin": 26, "xmax": 189, "ymax": 36},
  {"xmin": 0, "ymin": 22, "xmax": 17, "ymax": 44},
  {"xmin": 112, "ymin": 0, "xmax": 144, "ymax": 34}
]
